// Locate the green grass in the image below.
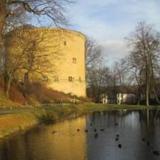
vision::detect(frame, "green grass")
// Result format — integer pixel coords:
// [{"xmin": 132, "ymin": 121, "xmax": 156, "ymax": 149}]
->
[
  {"xmin": 81, "ymin": 103, "xmax": 160, "ymax": 112},
  {"xmin": 36, "ymin": 103, "xmax": 160, "ymax": 124}
]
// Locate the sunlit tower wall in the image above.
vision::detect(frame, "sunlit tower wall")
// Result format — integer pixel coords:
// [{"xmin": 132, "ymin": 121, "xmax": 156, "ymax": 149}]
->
[
  {"xmin": 7, "ymin": 27, "xmax": 87, "ymax": 97},
  {"xmin": 45, "ymin": 28, "xmax": 87, "ymax": 97}
]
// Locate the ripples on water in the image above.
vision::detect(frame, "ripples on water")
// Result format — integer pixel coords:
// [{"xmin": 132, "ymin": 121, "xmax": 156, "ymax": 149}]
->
[{"xmin": 0, "ymin": 110, "xmax": 160, "ymax": 160}]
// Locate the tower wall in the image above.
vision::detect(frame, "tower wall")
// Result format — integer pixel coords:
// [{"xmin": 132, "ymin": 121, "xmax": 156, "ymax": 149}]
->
[{"xmin": 7, "ymin": 28, "xmax": 86, "ymax": 97}]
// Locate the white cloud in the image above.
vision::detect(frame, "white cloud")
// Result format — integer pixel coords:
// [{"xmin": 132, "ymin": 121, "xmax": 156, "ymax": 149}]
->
[
  {"xmin": 101, "ymin": 40, "xmax": 129, "ymax": 65},
  {"xmin": 67, "ymin": 0, "xmax": 160, "ymax": 65}
]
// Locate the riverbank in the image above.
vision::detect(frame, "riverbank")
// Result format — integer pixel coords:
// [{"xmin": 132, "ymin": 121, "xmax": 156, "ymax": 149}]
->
[
  {"xmin": 0, "ymin": 112, "xmax": 37, "ymax": 139},
  {"xmin": 0, "ymin": 103, "xmax": 159, "ymax": 139}
]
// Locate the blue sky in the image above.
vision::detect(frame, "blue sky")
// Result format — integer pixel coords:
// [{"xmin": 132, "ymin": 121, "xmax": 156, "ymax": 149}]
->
[{"xmin": 66, "ymin": 0, "xmax": 160, "ymax": 65}]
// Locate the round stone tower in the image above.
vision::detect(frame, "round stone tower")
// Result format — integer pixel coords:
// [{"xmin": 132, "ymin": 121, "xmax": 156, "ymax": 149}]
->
[{"xmin": 7, "ymin": 27, "xmax": 86, "ymax": 97}]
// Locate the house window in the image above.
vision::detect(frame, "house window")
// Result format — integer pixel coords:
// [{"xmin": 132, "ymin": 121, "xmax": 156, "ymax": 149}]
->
[
  {"xmin": 64, "ymin": 41, "xmax": 67, "ymax": 46},
  {"xmin": 72, "ymin": 57, "xmax": 77, "ymax": 64},
  {"xmin": 68, "ymin": 76, "xmax": 74, "ymax": 82}
]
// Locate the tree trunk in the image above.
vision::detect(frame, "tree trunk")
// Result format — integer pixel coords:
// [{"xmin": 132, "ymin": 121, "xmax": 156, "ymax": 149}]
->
[
  {"xmin": 6, "ymin": 75, "xmax": 12, "ymax": 98},
  {"xmin": 0, "ymin": 1, "xmax": 7, "ymax": 92},
  {"xmin": 0, "ymin": 1, "xmax": 6, "ymax": 49},
  {"xmin": 24, "ymin": 72, "xmax": 30, "ymax": 85},
  {"xmin": 23, "ymin": 72, "xmax": 30, "ymax": 95},
  {"xmin": 137, "ymin": 87, "xmax": 141, "ymax": 105},
  {"xmin": 145, "ymin": 54, "xmax": 150, "ymax": 107},
  {"xmin": 146, "ymin": 64, "xmax": 149, "ymax": 106},
  {"xmin": 146, "ymin": 84, "xmax": 149, "ymax": 106}
]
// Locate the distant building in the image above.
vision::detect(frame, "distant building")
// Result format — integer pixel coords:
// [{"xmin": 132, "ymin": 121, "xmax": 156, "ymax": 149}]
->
[
  {"xmin": 117, "ymin": 93, "xmax": 137, "ymax": 105},
  {"xmin": 6, "ymin": 27, "xmax": 86, "ymax": 97},
  {"xmin": 100, "ymin": 86, "xmax": 137, "ymax": 104},
  {"xmin": 100, "ymin": 94, "xmax": 108, "ymax": 104}
]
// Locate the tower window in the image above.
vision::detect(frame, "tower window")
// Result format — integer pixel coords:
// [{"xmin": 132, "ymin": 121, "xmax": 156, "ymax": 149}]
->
[
  {"xmin": 53, "ymin": 76, "xmax": 59, "ymax": 82},
  {"xmin": 68, "ymin": 76, "xmax": 74, "ymax": 82},
  {"xmin": 79, "ymin": 77, "xmax": 82, "ymax": 82},
  {"xmin": 64, "ymin": 41, "xmax": 67, "ymax": 46},
  {"xmin": 72, "ymin": 57, "xmax": 77, "ymax": 64}
]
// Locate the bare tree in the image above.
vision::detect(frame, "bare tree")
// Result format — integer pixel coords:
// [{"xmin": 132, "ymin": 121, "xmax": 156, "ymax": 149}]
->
[
  {"xmin": 5, "ymin": 25, "xmax": 61, "ymax": 97},
  {"xmin": 86, "ymin": 39, "xmax": 111, "ymax": 102},
  {"xmin": 111, "ymin": 59, "xmax": 129, "ymax": 86},
  {"xmin": 87, "ymin": 66, "xmax": 110, "ymax": 102},
  {"xmin": 86, "ymin": 39, "xmax": 103, "ymax": 88},
  {"xmin": 86, "ymin": 39, "xmax": 102, "ymax": 68},
  {"xmin": 127, "ymin": 22, "xmax": 160, "ymax": 106},
  {"xmin": 86, "ymin": 39, "xmax": 103, "ymax": 85},
  {"xmin": 0, "ymin": 0, "xmax": 72, "ymax": 96}
]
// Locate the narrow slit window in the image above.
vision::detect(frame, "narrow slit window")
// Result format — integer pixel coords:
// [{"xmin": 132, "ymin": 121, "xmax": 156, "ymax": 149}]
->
[
  {"xmin": 68, "ymin": 76, "xmax": 74, "ymax": 82},
  {"xmin": 79, "ymin": 77, "xmax": 82, "ymax": 82},
  {"xmin": 53, "ymin": 76, "xmax": 59, "ymax": 82},
  {"xmin": 72, "ymin": 57, "xmax": 77, "ymax": 64}
]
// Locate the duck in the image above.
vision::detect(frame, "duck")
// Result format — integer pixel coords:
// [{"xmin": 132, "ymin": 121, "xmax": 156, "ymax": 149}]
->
[
  {"xmin": 94, "ymin": 133, "xmax": 98, "ymax": 138},
  {"xmin": 153, "ymin": 150, "xmax": 160, "ymax": 156},
  {"xmin": 118, "ymin": 144, "xmax": 122, "ymax": 148}
]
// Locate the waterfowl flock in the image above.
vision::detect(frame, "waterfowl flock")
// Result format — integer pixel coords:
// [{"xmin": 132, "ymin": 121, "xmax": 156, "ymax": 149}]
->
[{"xmin": 51, "ymin": 119, "xmax": 160, "ymax": 158}]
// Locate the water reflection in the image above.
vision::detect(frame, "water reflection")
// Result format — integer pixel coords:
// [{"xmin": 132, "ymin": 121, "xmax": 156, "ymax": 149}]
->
[
  {"xmin": 0, "ymin": 110, "xmax": 160, "ymax": 160},
  {"xmin": 0, "ymin": 117, "xmax": 87, "ymax": 160}
]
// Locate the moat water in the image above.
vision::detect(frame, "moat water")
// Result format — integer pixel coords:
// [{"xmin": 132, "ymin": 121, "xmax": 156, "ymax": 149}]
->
[{"xmin": 0, "ymin": 110, "xmax": 160, "ymax": 160}]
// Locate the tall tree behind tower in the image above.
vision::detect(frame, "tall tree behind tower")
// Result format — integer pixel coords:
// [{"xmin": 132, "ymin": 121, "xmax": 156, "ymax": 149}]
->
[
  {"xmin": 127, "ymin": 22, "xmax": 160, "ymax": 106},
  {"xmin": 0, "ymin": 0, "xmax": 72, "ymax": 96}
]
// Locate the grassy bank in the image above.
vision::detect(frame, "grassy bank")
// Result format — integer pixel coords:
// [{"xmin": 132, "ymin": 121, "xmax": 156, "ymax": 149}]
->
[
  {"xmin": 0, "ymin": 112, "xmax": 38, "ymax": 139},
  {"xmin": 81, "ymin": 103, "xmax": 160, "ymax": 112},
  {"xmin": 39, "ymin": 103, "xmax": 160, "ymax": 123},
  {"xmin": 0, "ymin": 103, "xmax": 159, "ymax": 139}
]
